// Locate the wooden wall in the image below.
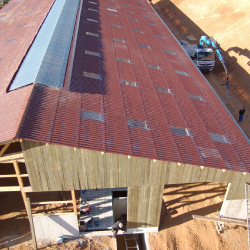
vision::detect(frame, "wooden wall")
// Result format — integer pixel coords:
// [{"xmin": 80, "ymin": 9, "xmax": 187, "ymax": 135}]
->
[
  {"xmin": 21, "ymin": 140, "xmax": 250, "ymax": 200},
  {"xmin": 127, "ymin": 185, "xmax": 164, "ymax": 228}
]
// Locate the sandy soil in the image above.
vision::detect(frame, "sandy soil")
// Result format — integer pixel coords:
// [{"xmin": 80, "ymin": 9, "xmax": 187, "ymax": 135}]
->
[{"xmin": 149, "ymin": 183, "xmax": 248, "ymax": 250}]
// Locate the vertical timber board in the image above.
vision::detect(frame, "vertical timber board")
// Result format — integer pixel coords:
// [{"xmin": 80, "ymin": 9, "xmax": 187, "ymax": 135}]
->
[
  {"xmin": 47, "ymin": 144, "xmax": 63, "ymax": 190},
  {"xmin": 226, "ymin": 172, "xmax": 247, "ymax": 200},
  {"xmin": 67, "ymin": 147, "xmax": 81, "ymax": 190},
  {"xmin": 21, "ymin": 141, "xmax": 47, "ymax": 191},
  {"xmin": 118, "ymin": 154, "xmax": 129, "ymax": 188},
  {"xmin": 77, "ymin": 149, "xmax": 88, "ymax": 190},
  {"xmin": 105, "ymin": 152, "xmax": 119, "ymax": 188},
  {"xmin": 127, "ymin": 185, "xmax": 164, "ymax": 229}
]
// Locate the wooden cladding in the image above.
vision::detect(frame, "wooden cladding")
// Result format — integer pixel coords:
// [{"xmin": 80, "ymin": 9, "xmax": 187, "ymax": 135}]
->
[
  {"xmin": 21, "ymin": 140, "xmax": 250, "ymax": 199},
  {"xmin": 21, "ymin": 140, "xmax": 167, "ymax": 191},
  {"xmin": 127, "ymin": 185, "xmax": 164, "ymax": 228}
]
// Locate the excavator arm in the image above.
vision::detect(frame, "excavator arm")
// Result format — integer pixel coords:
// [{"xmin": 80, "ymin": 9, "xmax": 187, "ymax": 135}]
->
[{"xmin": 199, "ymin": 36, "xmax": 229, "ymax": 76}]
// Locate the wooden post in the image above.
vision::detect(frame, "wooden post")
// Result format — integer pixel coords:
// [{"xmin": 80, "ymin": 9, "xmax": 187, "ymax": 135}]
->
[
  {"xmin": 13, "ymin": 160, "xmax": 28, "ymax": 215},
  {"xmin": 26, "ymin": 198, "xmax": 37, "ymax": 250},
  {"xmin": 71, "ymin": 190, "xmax": 77, "ymax": 215}
]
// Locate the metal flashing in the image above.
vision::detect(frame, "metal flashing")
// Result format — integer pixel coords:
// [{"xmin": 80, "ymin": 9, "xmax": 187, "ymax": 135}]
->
[
  {"xmin": 147, "ymin": 64, "xmax": 162, "ymax": 70},
  {"xmin": 85, "ymin": 50, "xmax": 101, "ymax": 57},
  {"xmin": 210, "ymin": 133, "xmax": 231, "ymax": 144},
  {"xmin": 107, "ymin": 8, "xmax": 117, "ymax": 12},
  {"xmin": 127, "ymin": 119, "xmax": 150, "ymax": 130},
  {"xmin": 83, "ymin": 72, "xmax": 102, "ymax": 80},
  {"xmin": 108, "ymin": 13, "xmax": 118, "ymax": 17},
  {"xmin": 189, "ymin": 93, "xmax": 205, "ymax": 101},
  {"xmin": 87, "ymin": 18, "xmax": 99, "ymax": 23},
  {"xmin": 4, "ymin": 38, "xmax": 16, "ymax": 43},
  {"xmin": 138, "ymin": 7, "xmax": 146, "ymax": 10},
  {"xmin": 171, "ymin": 127, "xmax": 192, "ymax": 137},
  {"xmin": 164, "ymin": 49, "xmax": 176, "ymax": 55},
  {"xmin": 110, "ymin": 24, "xmax": 122, "ymax": 28},
  {"xmin": 88, "ymin": 8, "xmax": 98, "ymax": 12},
  {"xmin": 133, "ymin": 29, "xmax": 144, "ymax": 33},
  {"xmin": 155, "ymin": 86, "xmax": 173, "ymax": 94},
  {"xmin": 154, "ymin": 34, "xmax": 165, "ymax": 39},
  {"xmin": 143, "ymin": 15, "xmax": 151, "ymax": 18},
  {"xmin": 121, "ymin": 79, "xmax": 138, "ymax": 87},
  {"xmin": 125, "ymin": 10, "xmax": 134, "ymax": 13},
  {"xmin": 81, "ymin": 110, "xmax": 105, "ymax": 122},
  {"xmin": 148, "ymin": 23, "xmax": 157, "ymax": 26},
  {"xmin": 86, "ymin": 32, "xmax": 100, "ymax": 37},
  {"xmin": 16, "ymin": 24, "xmax": 26, "ymax": 28},
  {"xmin": 89, "ymin": 1, "xmax": 98, "ymax": 4},
  {"xmin": 24, "ymin": 13, "xmax": 34, "ymax": 16},
  {"xmin": 117, "ymin": 57, "xmax": 132, "ymax": 64},
  {"xmin": 5, "ymin": 19, "xmax": 14, "ymax": 22},
  {"xmin": 175, "ymin": 70, "xmax": 190, "ymax": 77},
  {"xmin": 139, "ymin": 44, "xmax": 151, "ymax": 49},
  {"xmin": 113, "ymin": 38, "xmax": 126, "ymax": 43},
  {"xmin": 128, "ymin": 18, "xmax": 138, "ymax": 21}
]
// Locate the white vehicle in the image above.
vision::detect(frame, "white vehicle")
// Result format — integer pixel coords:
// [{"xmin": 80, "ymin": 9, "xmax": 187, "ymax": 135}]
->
[{"xmin": 180, "ymin": 40, "xmax": 215, "ymax": 71}]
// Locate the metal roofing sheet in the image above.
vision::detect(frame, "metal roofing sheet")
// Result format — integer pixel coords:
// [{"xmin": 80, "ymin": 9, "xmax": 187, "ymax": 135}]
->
[
  {"xmin": 9, "ymin": 0, "xmax": 250, "ymax": 173},
  {"xmin": 0, "ymin": 0, "xmax": 55, "ymax": 142},
  {"xmin": 10, "ymin": 0, "xmax": 79, "ymax": 91}
]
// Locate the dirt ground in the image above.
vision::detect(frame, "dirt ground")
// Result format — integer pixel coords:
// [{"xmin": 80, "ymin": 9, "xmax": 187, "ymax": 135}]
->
[{"xmin": 148, "ymin": 183, "xmax": 248, "ymax": 250}]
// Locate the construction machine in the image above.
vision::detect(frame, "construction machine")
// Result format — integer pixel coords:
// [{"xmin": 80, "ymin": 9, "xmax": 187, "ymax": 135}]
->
[{"xmin": 180, "ymin": 36, "xmax": 229, "ymax": 77}]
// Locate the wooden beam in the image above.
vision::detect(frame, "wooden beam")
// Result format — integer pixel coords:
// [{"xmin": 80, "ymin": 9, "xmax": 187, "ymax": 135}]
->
[
  {"xmin": 26, "ymin": 198, "xmax": 37, "ymax": 250},
  {"xmin": 0, "ymin": 174, "xmax": 28, "ymax": 178},
  {"xmin": 0, "ymin": 142, "xmax": 11, "ymax": 157},
  {"xmin": 0, "ymin": 139, "xmax": 19, "ymax": 146},
  {"xmin": 22, "ymin": 186, "xmax": 33, "ymax": 192},
  {"xmin": 31, "ymin": 200, "xmax": 73, "ymax": 205},
  {"xmin": 13, "ymin": 160, "xmax": 28, "ymax": 215},
  {"xmin": 0, "ymin": 159, "xmax": 25, "ymax": 164},
  {"xmin": 71, "ymin": 190, "xmax": 77, "ymax": 215},
  {"xmin": 0, "ymin": 186, "xmax": 20, "ymax": 191},
  {"xmin": 192, "ymin": 215, "xmax": 247, "ymax": 227},
  {"xmin": 0, "ymin": 152, "xmax": 23, "ymax": 163}
]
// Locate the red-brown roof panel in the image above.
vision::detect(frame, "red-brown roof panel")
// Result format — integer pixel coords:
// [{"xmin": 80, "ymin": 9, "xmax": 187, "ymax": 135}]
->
[
  {"xmin": 11, "ymin": 0, "xmax": 250, "ymax": 173},
  {"xmin": 0, "ymin": 0, "xmax": 55, "ymax": 142}
]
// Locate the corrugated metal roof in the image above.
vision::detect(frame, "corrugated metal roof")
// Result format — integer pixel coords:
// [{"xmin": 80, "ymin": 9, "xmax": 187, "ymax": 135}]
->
[
  {"xmin": 2, "ymin": 0, "xmax": 250, "ymax": 173},
  {"xmin": 9, "ymin": 0, "xmax": 79, "ymax": 91}
]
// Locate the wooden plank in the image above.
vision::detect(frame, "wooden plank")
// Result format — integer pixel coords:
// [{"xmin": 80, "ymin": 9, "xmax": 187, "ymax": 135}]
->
[
  {"xmin": 31, "ymin": 200, "xmax": 73, "ymax": 205},
  {"xmin": 0, "ymin": 159, "xmax": 25, "ymax": 164},
  {"xmin": 127, "ymin": 185, "xmax": 164, "ymax": 228},
  {"xmin": 71, "ymin": 190, "xmax": 77, "ymax": 215},
  {"xmin": 192, "ymin": 214, "xmax": 247, "ymax": 227},
  {"xmin": 0, "ymin": 139, "xmax": 19, "ymax": 146},
  {"xmin": 0, "ymin": 142, "xmax": 11, "ymax": 157},
  {"xmin": 0, "ymin": 152, "xmax": 23, "ymax": 162},
  {"xmin": 0, "ymin": 174, "xmax": 29, "ymax": 178},
  {"xmin": 13, "ymin": 160, "xmax": 28, "ymax": 214},
  {"xmin": 0, "ymin": 186, "xmax": 21, "ymax": 191},
  {"xmin": 22, "ymin": 186, "xmax": 33, "ymax": 192},
  {"xmin": 27, "ymin": 198, "xmax": 37, "ymax": 250}
]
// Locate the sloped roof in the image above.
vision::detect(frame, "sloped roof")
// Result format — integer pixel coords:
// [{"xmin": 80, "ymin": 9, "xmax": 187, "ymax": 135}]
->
[
  {"xmin": 0, "ymin": 0, "xmax": 55, "ymax": 142},
  {"xmin": 1, "ymin": 0, "xmax": 250, "ymax": 172}
]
